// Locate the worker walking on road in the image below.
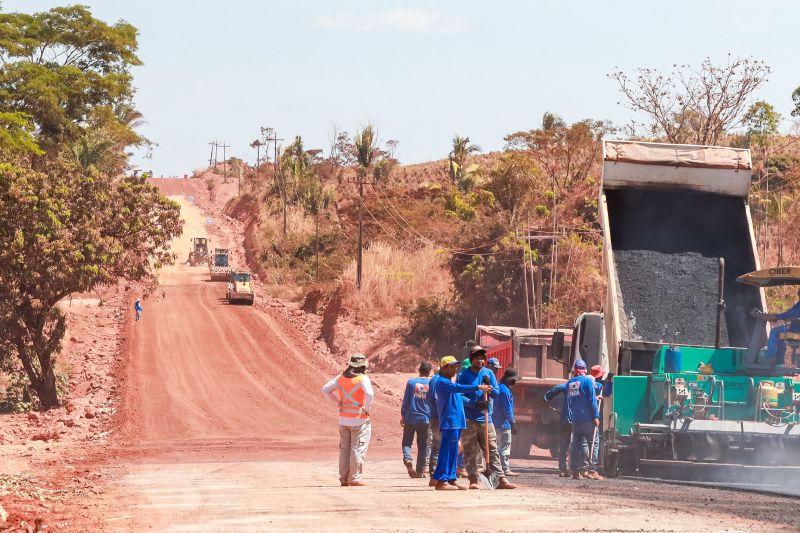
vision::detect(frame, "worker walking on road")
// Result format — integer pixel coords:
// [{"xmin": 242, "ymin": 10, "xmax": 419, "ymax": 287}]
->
[
  {"xmin": 134, "ymin": 298, "xmax": 142, "ymax": 321},
  {"xmin": 493, "ymin": 368, "xmax": 519, "ymax": 477},
  {"xmin": 432, "ymin": 356, "xmax": 492, "ymax": 491},
  {"xmin": 401, "ymin": 362, "xmax": 432, "ymax": 478},
  {"xmin": 566, "ymin": 360, "xmax": 600, "ymax": 480},
  {"xmin": 458, "ymin": 345, "xmax": 516, "ymax": 489},
  {"xmin": 321, "ymin": 354, "xmax": 374, "ymax": 487}
]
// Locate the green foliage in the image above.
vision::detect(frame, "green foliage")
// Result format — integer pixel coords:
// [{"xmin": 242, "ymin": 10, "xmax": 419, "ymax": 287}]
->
[
  {"xmin": 489, "ymin": 152, "xmax": 543, "ymax": 225},
  {"xmin": 402, "ymin": 296, "xmax": 470, "ymax": 355},
  {"xmin": 744, "ymin": 100, "xmax": 781, "ymax": 147},
  {"xmin": 448, "ymin": 135, "xmax": 481, "ymax": 192},
  {"xmin": 0, "ymin": 5, "xmax": 141, "ymax": 152},
  {"xmin": 0, "ymin": 112, "xmax": 43, "ymax": 156},
  {"xmin": 0, "ymin": 162, "xmax": 182, "ymax": 408},
  {"xmin": 355, "ymin": 124, "xmax": 377, "ymax": 175},
  {"xmin": 444, "ymin": 191, "xmax": 476, "ymax": 221},
  {"xmin": 792, "ymin": 86, "xmax": 800, "ymax": 118}
]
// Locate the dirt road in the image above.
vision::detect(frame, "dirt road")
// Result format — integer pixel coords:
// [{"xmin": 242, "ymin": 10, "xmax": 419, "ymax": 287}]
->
[{"xmin": 104, "ymin": 196, "xmax": 798, "ymax": 531}]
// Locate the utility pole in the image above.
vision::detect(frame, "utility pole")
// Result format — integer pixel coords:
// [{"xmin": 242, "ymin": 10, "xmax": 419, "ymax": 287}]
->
[
  {"xmin": 208, "ymin": 141, "xmax": 216, "ymax": 167},
  {"xmin": 219, "ymin": 142, "xmax": 230, "ymax": 183},
  {"xmin": 262, "ymin": 131, "xmax": 285, "ymax": 232},
  {"xmin": 357, "ymin": 169, "xmax": 364, "ymax": 290},
  {"xmin": 213, "ymin": 141, "xmax": 219, "ymax": 167}
]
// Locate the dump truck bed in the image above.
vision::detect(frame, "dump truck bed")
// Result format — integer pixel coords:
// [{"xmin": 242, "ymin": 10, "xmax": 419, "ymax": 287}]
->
[{"xmin": 600, "ymin": 141, "xmax": 766, "ymax": 374}]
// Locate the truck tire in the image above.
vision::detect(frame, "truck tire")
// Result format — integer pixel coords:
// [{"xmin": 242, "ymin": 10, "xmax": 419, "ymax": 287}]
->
[{"xmin": 510, "ymin": 424, "xmax": 534, "ymax": 459}]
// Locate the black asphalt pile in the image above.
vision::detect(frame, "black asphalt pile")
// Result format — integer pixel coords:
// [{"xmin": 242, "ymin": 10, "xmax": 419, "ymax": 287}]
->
[
  {"xmin": 605, "ymin": 188, "xmax": 762, "ymax": 347},
  {"xmin": 615, "ymin": 249, "xmax": 727, "ymax": 345}
]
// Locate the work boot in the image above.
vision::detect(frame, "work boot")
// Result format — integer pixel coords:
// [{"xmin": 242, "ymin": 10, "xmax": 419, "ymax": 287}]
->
[
  {"xmin": 435, "ymin": 481, "xmax": 458, "ymax": 491},
  {"xmin": 428, "ymin": 478, "xmax": 438, "ymax": 487},
  {"xmin": 404, "ymin": 460, "xmax": 416, "ymax": 478},
  {"xmin": 340, "ymin": 480, "xmax": 348, "ymax": 487},
  {"xmin": 585, "ymin": 470, "xmax": 604, "ymax": 480},
  {"xmin": 558, "ymin": 470, "xmax": 569, "ymax": 478},
  {"xmin": 348, "ymin": 481, "xmax": 368, "ymax": 487},
  {"xmin": 448, "ymin": 480, "xmax": 467, "ymax": 490},
  {"xmin": 497, "ymin": 478, "xmax": 517, "ymax": 489},
  {"xmin": 505, "ymin": 470, "xmax": 520, "ymax": 477}
]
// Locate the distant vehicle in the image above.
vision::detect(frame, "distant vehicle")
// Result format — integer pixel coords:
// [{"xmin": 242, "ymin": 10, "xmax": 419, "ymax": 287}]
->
[
  {"xmin": 189, "ymin": 237, "xmax": 210, "ymax": 267},
  {"xmin": 226, "ymin": 270, "xmax": 255, "ymax": 305},
  {"xmin": 210, "ymin": 248, "xmax": 232, "ymax": 281}
]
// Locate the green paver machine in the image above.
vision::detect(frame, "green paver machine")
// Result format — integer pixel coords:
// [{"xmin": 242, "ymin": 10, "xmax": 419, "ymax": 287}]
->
[{"xmin": 605, "ymin": 266, "xmax": 800, "ymax": 482}]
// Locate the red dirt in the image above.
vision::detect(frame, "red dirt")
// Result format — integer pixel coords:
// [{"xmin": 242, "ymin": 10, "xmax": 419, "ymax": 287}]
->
[{"xmin": 3, "ymin": 176, "xmax": 799, "ymax": 531}]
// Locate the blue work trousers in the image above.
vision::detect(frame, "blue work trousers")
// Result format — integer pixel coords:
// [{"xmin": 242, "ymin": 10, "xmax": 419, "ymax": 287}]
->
[
  {"xmin": 402, "ymin": 422, "xmax": 430, "ymax": 476},
  {"xmin": 570, "ymin": 421, "xmax": 595, "ymax": 474},
  {"xmin": 433, "ymin": 429, "xmax": 462, "ymax": 481}
]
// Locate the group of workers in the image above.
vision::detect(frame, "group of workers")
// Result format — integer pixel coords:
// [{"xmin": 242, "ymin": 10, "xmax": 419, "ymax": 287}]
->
[
  {"xmin": 401, "ymin": 345, "xmax": 518, "ymax": 490},
  {"xmin": 321, "ymin": 346, "xmax": 520, "ymax": 490}
]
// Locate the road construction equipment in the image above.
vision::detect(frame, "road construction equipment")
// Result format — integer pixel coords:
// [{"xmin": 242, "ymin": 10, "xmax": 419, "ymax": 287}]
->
[
  {"xmin": 209, "ymin": 248, "xmax": 232, "ymax": 281},
  {"xmin": 579, "ymin": 140, "xmax": 800, "ymax": 484},
  {"xmin": 189, "ymin": 237, "xmax": 210, "ymax": 267},
  {"xmin": 226, "ymin": 270, "xmax": 255, "ymax": 305}
]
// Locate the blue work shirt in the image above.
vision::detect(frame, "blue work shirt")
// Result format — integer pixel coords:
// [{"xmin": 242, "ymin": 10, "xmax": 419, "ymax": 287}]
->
[
  {"xmin": 777, "ymin": 301, "xmax": 800, "ymax": 332},
  {"xmin": 544, "ymin": 383, "xmax": 568, "ymax": 424},
  {"xmin": 566, "ymin": 375, "xmax": 599, "ymax": 424},
  {"xmin": 457, "ymin": 367, "xmax": 499, "ymax": 423},
  {"xmin": 401, "ymin": 377, "xmax": 431, "ymax": 425},
  {"xmin": 435, "ymin": 378, "xmax": 479, "ymax": 430},
  {"xmin": 426, "ymin": 373, "xmax": 442, "ymax": 420},
  {"xmin": 492, "ymin": 383, "xmax": 515, "ymax": 429}
]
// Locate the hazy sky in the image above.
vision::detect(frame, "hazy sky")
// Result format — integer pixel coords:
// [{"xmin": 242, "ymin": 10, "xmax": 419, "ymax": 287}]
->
[{"xmin": 6, "ymin": 1, "xmax": 800, "ymax": 176}]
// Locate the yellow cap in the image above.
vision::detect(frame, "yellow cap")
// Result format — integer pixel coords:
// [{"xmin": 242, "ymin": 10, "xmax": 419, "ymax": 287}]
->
[{"xmin": 440, "ymin": 355, "xmax": 458, "ymax": 367}]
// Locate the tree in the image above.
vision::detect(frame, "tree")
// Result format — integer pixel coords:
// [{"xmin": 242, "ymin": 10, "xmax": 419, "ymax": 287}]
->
[
  {"xmin": 792, "ymin": 86, "xmax": 800, "ymax": 119},
  {"xmin": 0, "ymin": 164, "xmax": 182, "ymax": 408},
  {"xmin": 489, "ymin": 152, "xmax": 543, "ymax": 226},
  {"xmin": 504, "ymin": 116, "xmax": 611, "ymax": 194},
  {"xmin": 300, "ymin": 172, "xmax": 335, "ymax": 277},
  {"xmin": 610, "ymin": 57, "xmax": 770, "ymax": 145},
  {"xmin": 0, "ymin": 6, "xmax": 181, "ymax": 409},
  {"xmin": 744, "ymin": 100, "xmax": 781, "ymax": 148},
  {"xmin": 354, "ymin": 124, "xmax": 378, "ymax": 289},
  {"xmin": 448, "ymin": 135, "xmax": 481, "ymax": 193},
  {"xmin": 0, "ymin": 5, "xmax": 141, "ymax": 154}
]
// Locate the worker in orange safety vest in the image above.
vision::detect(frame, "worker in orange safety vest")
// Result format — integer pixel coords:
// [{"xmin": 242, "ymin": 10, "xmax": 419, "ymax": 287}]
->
[{"xmin": 322, "ymin": 353, "xmax": 375, "ymax": 487}]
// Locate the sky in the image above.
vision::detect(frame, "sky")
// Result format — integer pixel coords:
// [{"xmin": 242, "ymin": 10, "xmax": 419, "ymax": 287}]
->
[{"xmin": 6, "ymin": 0, "xmax": 800, "ymax": 176}]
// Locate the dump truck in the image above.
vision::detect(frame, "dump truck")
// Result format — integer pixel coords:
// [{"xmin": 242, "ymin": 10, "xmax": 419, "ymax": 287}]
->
[
  {"xmin": 589, "ymin": 140, "xmax": 800, "ymax": 484},
  {"xmin": 188, "ymin": 237, "xmax": 210, "ymax": 267},
  {"xmin": 476, "ymin": 325, "xmax": 574, "ymax": 458},
  {"xmin": 226, "ymin": 270, "xmax": 255, "ymax": 305},
  {"xmin": 210, "ymin": 248, "xmax": 232, "ymax": 281}
]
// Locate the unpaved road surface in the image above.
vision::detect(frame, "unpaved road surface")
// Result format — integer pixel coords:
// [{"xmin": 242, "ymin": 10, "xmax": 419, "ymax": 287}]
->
[{"xmin": 101, "ymin": 196, "xmax": 798, "ymax": 532}]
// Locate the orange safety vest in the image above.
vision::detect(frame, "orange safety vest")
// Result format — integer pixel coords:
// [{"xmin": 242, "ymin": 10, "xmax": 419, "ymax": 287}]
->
[{"xmin": 336, "ymin": 374, "xmax": 369, "ymax": 419}]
